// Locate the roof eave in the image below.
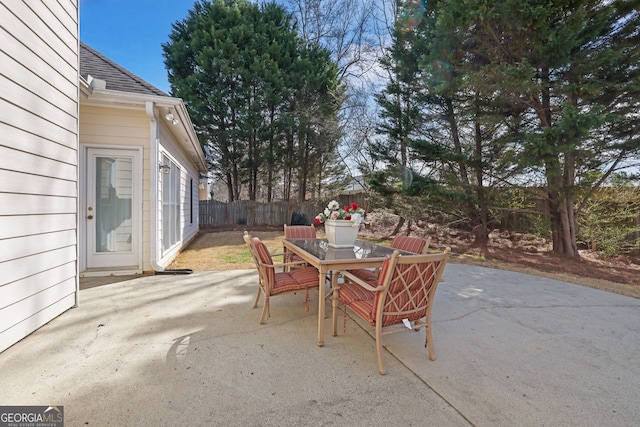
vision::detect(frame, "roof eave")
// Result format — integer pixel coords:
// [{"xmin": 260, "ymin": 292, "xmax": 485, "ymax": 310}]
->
[{"xmin": 82, "ymin": 87, "xmax": 207, "ymax": 172}]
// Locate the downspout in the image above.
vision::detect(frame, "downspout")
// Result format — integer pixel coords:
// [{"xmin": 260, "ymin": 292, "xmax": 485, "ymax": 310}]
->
[{"xmin": 146, "ymin": 101, "xmax": 165, "ymax": 272}]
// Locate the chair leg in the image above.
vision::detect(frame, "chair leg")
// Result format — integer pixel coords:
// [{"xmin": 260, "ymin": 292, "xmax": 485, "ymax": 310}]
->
[
  {"xmin": 331, "ymin": 289, "xmax": 339, "ymax": 337},
  {"xmin": 252, "ymin": 286, "xmax": 262, "ymax": 309},
  {"xmin": 331, "ymin": 272, "xmax": 340, "ymax": 336},
  {"xmin": 425, "ymin": 322, "xmax": 435, "ymax": 361},
  {"xmin": 343, "ymin": 306, "xmax": 348, "ymax": 333},
  {"xmin": 259, "ymin": 296, "xmax": 270, "ymax": 324},
  {"xmin": 375, "ymin": 324, "xmax": 386, "ymax": 375}
]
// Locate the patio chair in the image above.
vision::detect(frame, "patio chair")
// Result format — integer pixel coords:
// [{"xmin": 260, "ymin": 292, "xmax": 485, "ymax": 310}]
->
[
  {"xmin": 244, "ymin": 233, "xmax": 319, "ymax": 324},
  {"xmin": 332, "ymin": 248, "xmax": 450, "ymax": 374},
  {"xmin": 284, "ymin": 224, "xmax": 317, "ymax": 239},
  {"xmin": 348, "ymin": 235, "xmax": 431, "ymax": 283},
  {"xmin": 283, "ymin": 224, "xmax": 317, "ymax": 268}
]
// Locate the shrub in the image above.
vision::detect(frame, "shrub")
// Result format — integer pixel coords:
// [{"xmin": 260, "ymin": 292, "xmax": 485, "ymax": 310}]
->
[{"xmin": 291, "ymin": 212, "xmax": 309, "ymax": 225}]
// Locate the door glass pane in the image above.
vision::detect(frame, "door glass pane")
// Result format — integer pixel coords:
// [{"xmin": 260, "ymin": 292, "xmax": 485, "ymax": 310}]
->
[{"xmin": 95, "ymin": 157, "xmax": 133, "ymax": 253}]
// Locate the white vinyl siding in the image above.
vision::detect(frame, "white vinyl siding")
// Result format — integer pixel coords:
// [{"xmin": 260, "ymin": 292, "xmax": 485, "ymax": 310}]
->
[
  {"xmin": 157, "ymin": 124, "xmax": 200, "ymax": 265},
  {"xmin": 80, "ymin": 106, "xmax": 151, "ymax": 271},
  {"xmin": 80, "ymin": 106, "xmax": 202, "ymax": 271},
  {"xmin": 0, "ymin": 0, "xmax": 79, "ymax": 353}
]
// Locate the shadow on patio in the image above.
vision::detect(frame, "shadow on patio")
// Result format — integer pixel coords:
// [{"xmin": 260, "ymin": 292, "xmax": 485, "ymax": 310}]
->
[{"xmin": 2, "ymin": 265, "xmax": 639, "ymax": 426}]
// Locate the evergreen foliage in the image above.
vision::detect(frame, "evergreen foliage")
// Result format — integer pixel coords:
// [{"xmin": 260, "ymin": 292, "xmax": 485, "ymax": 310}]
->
[
  {"xmin": 162, "ymin": 0, "xmax": 342, "ymax": 202},
  {"xmin": 372, "ymin": 0, "xmax": 640, "ymax": 256}
]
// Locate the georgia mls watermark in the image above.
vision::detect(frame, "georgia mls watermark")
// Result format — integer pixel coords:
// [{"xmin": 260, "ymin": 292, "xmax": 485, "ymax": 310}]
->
[{"xmin": 0, "ymin": 406, "xmax": 64, "ymax": 427}]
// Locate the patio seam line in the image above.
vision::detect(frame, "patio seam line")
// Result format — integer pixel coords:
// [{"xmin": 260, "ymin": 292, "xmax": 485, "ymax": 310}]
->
[
  {"xmin": 345, "ymin": 311, "xmax": 476, "ymax": 427},
  {"xmin": 438, "ymin": 302, "xmax": 640, "ymax": 323}
]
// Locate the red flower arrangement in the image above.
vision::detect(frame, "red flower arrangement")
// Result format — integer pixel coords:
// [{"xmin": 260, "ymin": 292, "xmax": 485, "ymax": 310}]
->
[{"xmin": 314, "ymin": 200, "xmax": 365, "ymax": 226}]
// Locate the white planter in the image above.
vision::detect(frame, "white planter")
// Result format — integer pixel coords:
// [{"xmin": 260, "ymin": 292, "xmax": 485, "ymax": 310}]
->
[
  {"xmin": 324, "ymin": 219, "xmax": 359, "ymax": 248},
  {"xmin": 326, "ymin": 247, "xmax": 356, "ymax": 259}
]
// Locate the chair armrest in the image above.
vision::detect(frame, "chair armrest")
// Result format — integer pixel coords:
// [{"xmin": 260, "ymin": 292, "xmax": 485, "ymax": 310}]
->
[
  {"xmin": 272, "ymin": 252, "xmax": 310, "ymax": 263},
  {"xmin": 259, "ymin": 260, "xmax": 313, "ymax": 269},
  {"xmin": 266, "ymin": 252, "xmax": 289, "ymax": 262},
  {"xmin": 341, "ymin": 271, "xmax": 383, "ymax": 292},
  {"xmin": 279, "ymin": 260, "xmax": 313, "ymax": 268}
]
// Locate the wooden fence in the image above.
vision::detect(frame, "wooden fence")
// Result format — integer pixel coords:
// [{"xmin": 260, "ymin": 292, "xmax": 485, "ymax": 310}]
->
[{"xmin": 199, "ymin": 194, "xmax": 368, "ymax": 227}]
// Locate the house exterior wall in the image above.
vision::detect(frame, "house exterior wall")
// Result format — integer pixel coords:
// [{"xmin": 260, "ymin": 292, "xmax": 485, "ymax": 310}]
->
[
  {"xmin": 157, "ymin": 122, "xmax": 201, "ymax": 265},
  {"xmin": 79, "ymin": 105, "xmax": 151, "ymax": 271},
  {"xmin": 0, "ymin": 0, "xmax": 79, "ymax": 352},
  {"xmin": 79, "ymin": 104, "xmax": 201, "ymax": 272}
]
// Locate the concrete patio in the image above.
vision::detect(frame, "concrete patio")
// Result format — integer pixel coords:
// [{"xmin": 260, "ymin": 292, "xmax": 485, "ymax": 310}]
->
[{"xmin": 1, "ymin": 264, "xmax": 638, "ymax": 426}]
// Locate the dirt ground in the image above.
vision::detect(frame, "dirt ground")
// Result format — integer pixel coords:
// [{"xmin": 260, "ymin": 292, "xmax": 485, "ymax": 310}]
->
[{"xmin": 172, "ymin": 220, "xmax": 640, "ymax": 299}]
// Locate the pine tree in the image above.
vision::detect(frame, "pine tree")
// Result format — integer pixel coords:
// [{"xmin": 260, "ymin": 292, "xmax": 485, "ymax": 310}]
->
[
  {"xmin": 453, "ymin": 0, "xmax": 640, "ymax": 256},
  {"xmin": 162, "ymin": 0, "xmax": 342, "ymax": 202},
  {"xmin": 375, "ymin": 0, "xmax": 640, "ymax": 255}
]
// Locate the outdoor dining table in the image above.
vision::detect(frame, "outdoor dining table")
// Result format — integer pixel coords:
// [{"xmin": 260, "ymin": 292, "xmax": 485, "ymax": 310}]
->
[{"xmin": 282, "ymin": 238, "xmax": 412, "ymax": 347}]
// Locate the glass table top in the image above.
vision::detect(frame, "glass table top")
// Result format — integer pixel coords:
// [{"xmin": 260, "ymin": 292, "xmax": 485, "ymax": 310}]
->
[{"xmin": 285, "ymin": 239, "xmax": 409, "ymax": 261}]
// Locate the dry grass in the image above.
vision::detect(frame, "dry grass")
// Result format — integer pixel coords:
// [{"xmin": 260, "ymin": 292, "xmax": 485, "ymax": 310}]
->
[
  {"xmin": 170, "ymin": 227, "xmax": 639, "ymax": 299},
  {"xmin": 169, "ymin": 231, "xmax": 275, "ymax": 270},
  {"xmin": 170, "ymin": 230, "xmax": 322, "ymax": 270},
  {"xmin": 170, "ymin": 229, "xmax": 388, "ymax": 271}
]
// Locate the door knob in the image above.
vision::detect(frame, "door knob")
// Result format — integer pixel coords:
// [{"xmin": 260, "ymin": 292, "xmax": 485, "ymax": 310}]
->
[{"xmin": 87, "ymin": 215, "xmax": 94, "ymax": 220}]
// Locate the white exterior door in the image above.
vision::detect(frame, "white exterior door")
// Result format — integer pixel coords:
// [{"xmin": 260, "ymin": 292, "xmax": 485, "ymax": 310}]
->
[{"xmin": 85, "ymin": 147, "xmax": 141, "ymax": 269}]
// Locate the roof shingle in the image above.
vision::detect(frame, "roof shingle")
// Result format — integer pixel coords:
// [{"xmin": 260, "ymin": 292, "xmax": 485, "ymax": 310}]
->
[{"xmin": 80, "ymin": 42, "xmax": 168, "ymax": 97}]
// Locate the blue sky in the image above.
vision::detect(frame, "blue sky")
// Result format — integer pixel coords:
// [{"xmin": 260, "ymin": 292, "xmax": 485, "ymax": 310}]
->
[{"xmin": 80, "ymin": 0, "xmax": 197, "ymax": 93}]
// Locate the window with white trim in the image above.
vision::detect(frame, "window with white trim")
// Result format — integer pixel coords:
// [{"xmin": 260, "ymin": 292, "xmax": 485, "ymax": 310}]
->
[{"xmin": 162, "ymin": 155, "xmax": 181, "ymax": 253}]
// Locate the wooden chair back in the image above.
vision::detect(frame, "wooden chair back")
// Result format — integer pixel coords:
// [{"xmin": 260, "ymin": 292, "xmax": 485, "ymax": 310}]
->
[
  {"xmin": 333, "ymin": 247, "xmax": 450, "ymax": 374},
  {"xmin": 375, "ymin": 249, "xmax": 449, "ymax": 328},
  {"xmin": 244, "ymin": 231, "xmax": 319, "ymax": 323},
  {"xmin": 284, "ymin": 224, "xmax": 317, "ymax": 239},
  {"xmin": 283, "ymin": 224, "xmax": 316, "ymax": 267},
  {"xmin": 391, "ymin": 235, "xmax": 431, "ymax": 254},
  {"xmin": 243, "ymin": 232, "xmax": 261, "ymax": 268}
]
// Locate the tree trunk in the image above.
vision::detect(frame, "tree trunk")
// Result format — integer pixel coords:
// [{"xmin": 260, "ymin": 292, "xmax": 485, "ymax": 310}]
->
[
  {"xmin": 537, "ymin": 68, "xmax": 578, "ymax": 257},
  {"xmin": 232, "ymin": 161, "xmax": 240, "ymax": 201},
  {"xmin": 283, "ymin": 130, "xmax": 294, "ymax": 201},
  {"xmin": 558, "ymin": 193, "xmax": 579, "ymax": 257},
  {"xmin": 392, "ymin": 216, "xmax": 405, "ymax": 236},
  {"xmin": 563, "ymin": 152, "xmax": 579, "ymax": 256},
  {"xmin": 446, "ymin": 97, "xmax": 482, "ymax": 234},
  {"xmin": 546, "ymin": 161, "xmax": 579, "ymax": 258},
  {"xmin": 267, "ymin": 108, "xmax": 275, "ymax": 202},
  {"xmin": 297, "ymin": 128, "xmax": 311, "ymax": 203},
  {"xmin": 471, "ymin": 108, "xmax": 489, "ymax": 252},
  {"xmin": 225, "ymin": 172, "xmax": 233, "ymax": 202},
  {"xmin": 548, "ymin": 190, "xmax": 564, "ymax": 254}
]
